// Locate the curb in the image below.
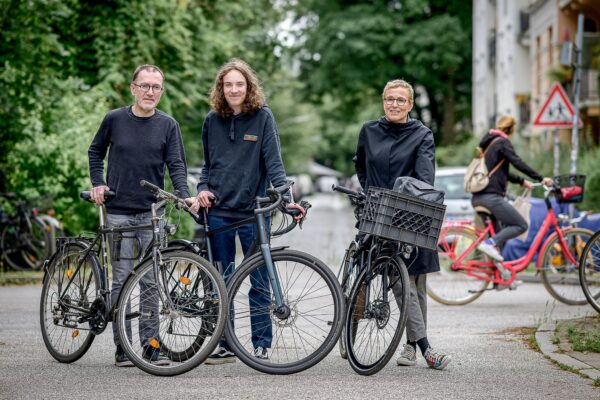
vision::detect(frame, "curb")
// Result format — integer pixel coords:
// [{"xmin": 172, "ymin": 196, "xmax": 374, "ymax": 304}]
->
[{"xmin": 535, "ymin": 322, "xmax": 600, "ymax": 381}]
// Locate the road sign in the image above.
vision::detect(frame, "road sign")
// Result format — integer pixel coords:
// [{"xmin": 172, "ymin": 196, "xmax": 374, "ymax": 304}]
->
[{"xmin": 533, "ymin": 82, "xmax": 582, "ymax": 128}]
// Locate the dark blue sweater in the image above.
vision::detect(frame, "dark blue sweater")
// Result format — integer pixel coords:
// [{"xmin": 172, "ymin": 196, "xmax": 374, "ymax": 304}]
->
[
  {"xmin": 88, "ymin": 106, "xmax": 190, "ymax": 214},
  {"xmin": 198, "ymin": 107, "xmax": 287, "ymax": 218}
]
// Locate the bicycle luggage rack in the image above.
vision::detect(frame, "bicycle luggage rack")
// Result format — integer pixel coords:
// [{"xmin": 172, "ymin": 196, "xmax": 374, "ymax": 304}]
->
[{"xmin": 358, "ymin": 187, "xmax": 446, "ymax": 251}]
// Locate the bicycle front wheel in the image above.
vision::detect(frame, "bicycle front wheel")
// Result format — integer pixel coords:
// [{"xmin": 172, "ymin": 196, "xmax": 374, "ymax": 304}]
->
[
  {"xmin": 346, "ymin": 254, "xmax": 409, "ymax": 375},
  {"xmin": 116, "ymin": 250, "xmax": 227, "ymax": 376},
  {"xmin": 580, "ymin": 230, "xmax": 600, "ymax": 313},
  {"xmin": 428, "ymin": 226, "xmax": 490, "ymax": 305},
  {"xmin": 540, "ymin": 227, "xmax": 592, "ymax": 305},
  {"xmin": 225, "ymin": 249, "xmax": 344, "ymax": 375},
  {"xmin": 40, "ymin": 242, "xmax": 101, "ymax": 363}
]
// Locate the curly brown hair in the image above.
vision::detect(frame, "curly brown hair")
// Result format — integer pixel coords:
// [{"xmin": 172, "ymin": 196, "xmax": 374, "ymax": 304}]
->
[{"xmin": 210, "ymin": 59, "xmax": 265, "ymax": 118}]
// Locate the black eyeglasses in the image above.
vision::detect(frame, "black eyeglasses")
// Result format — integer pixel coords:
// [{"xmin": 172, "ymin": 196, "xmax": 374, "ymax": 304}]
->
[
  {"xmin": 133, "ymin": 83, "xmax": 164, "ymax": 92},
  {"xmin": 384, "ymin": 97, "xmax": 408, "ymax": 106}
]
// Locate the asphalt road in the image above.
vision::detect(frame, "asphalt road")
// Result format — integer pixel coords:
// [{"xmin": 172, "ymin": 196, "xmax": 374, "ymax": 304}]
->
[{"xmin": 1, "ymin": 193, "xmax": 598, "ymax": 399}]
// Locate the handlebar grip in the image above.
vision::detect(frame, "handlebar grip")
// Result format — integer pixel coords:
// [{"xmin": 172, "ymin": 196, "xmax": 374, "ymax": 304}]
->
[
  {"xmin": 332, "ymin": 184, "xmax": 360, "ymax": 196},
  {"xmin": 140, "ymin": 179, "xmax": 161, "ymax": 193},
  {"xmin": 80, "ymin": 190, "xmax": 116, "ymax": 202}
]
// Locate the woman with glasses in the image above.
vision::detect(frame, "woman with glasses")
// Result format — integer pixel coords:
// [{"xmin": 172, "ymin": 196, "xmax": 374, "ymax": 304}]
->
[{"xmin": 354, "ymin": 79, "xmax": 451, "ymax": 370}]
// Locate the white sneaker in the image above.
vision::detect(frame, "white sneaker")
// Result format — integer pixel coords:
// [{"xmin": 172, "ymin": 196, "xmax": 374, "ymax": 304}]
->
[
  {"xmin": 477, "ymin": 240, "xmax": 504, "ymax": 261},
  {"xmin": 396, "ymin": 344, "xmax": 417, "ymax": 366}
]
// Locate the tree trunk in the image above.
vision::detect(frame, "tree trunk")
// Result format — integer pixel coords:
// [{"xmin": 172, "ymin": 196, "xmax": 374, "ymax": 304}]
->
[{"xmin": 441, "ymin": 74, "xmax": 456, "ymax": 145}]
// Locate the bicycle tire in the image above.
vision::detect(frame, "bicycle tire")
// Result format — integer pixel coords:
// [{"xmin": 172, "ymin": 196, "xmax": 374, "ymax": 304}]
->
[
  {"xmin": 40, "ymin": 242, "xmax": 101, "ymax": 363},
  {"xmin": 225, "ymin": 249, "xmax": 344, "ymax": 375},
  {"xmin": 338, "ymin": 241, "xmax": 359, "ymax": 359},
  {"xmin": 2, "ymin": 216, "xmax": 52, "ymax": 271},
  {"xmin": 427, "ymin": 226, "xmax": 490, "ymax": 305},
  {"xmin": 116, "ymin": 250, "xmax": 226, "ymax": 376},
  {"xmin": 579, "ymin": 230, "xmax": 600, "ymax": 313},
  {"xmin": 540, "ymin": 227, "xmax": 592, "ymax": 305},
  {"xmin": 345, "ymin": 253, "xmax": 409, "ymax": 375}
]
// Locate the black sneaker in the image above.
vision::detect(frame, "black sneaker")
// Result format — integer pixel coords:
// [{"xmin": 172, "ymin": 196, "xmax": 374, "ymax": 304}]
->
[
  {"xmin": 204, "ymin": 346, "xmax": 236, "ymax": 365},
  {"xmin": 142, "ymin": 345, "xmax": 171, "ymax": 366},
  {"xmin": 115, "ymin": 346, "xmax": 134, "ymax": 367}
]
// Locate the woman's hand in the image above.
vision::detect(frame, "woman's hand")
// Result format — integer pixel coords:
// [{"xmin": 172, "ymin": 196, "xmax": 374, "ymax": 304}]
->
[
  {"xmin": 286, "ymin": 203, "xmax": 306, "ymax": 222},
  {"xmin": 522, "ymin": 180, "xmax": 534, "ymax": 190},
  {"xmin": 542, "ymin": 177, "xmax": 554, "ymax": 187}
]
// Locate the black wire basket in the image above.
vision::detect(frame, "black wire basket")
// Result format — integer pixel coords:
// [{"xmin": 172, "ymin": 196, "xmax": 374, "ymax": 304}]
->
[{"xmin": 553, "ymin": 174, "xmax": 586, "ymax": 203}]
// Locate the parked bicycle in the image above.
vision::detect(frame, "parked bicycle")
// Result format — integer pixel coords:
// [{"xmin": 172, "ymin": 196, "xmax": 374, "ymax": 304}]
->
[
  {"xmin": 333, "ymin": 184, "xmax": 424, "ymax": 375},
  {"xmin": 429, "ymin": 176, "xmax": 592, "ymax": 306},
  {"xmin": 40, "ymin": 181, "xmax": 227, "ymax": 376},
  {"xmin": 194, "ymin": 181, "xmax": 345, "ymax": 375},
  {"xmin": 579, "ymin": 229, "xmax": 600, "ymax": 313},
  {"xmin": 1, "ymin": 193, "xmax": 55, "ymax": 271}
]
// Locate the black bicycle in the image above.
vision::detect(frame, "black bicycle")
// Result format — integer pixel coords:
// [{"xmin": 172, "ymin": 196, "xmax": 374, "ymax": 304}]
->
[
  {"xmin": 194, "ymin": 182, "xmax": 345, "ymax": 374},
  {"xmin": 1, "ymin": 193, "xmax": 54, "ymax": 271},
  {"xmin": 40, "ymin": 182, "xmax": 227, "ymax": 376},
  {"xmin": 579, "ymin": 229, "xmax": 600, "ymax": 313},
  {"xmin": 333, "ymin": 184, "xmax": 410, "ymax": 376}
]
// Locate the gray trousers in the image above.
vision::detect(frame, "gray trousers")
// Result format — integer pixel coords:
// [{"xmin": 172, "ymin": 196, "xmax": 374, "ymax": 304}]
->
[
  {"xmin": 471, "ymin": 193, "xmax": 527, "ymax": 248},
  {"xmin": 406, "ymin": 274, "xmax": 427, "ymax": 343},
  {"xmin": 107, "ymin": 212, "xmax": 158, "ymax": 348},
  {"xmin": 406, "ymin": 274, "xmax": 427, "ymax": 342}
]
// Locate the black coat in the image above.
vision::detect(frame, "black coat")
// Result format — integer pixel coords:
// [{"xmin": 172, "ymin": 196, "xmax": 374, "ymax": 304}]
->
[{"xmin": 354, "ymin": 116, "xmax": 439, "ymax": 275}]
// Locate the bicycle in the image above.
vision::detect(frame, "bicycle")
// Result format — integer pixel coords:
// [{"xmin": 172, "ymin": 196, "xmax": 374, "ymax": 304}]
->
[
  {"xmin": 333, "ymin": 184, "xmax": 411, "ymax": 375},
  {"xmin": 429, "ymin": 178, "xmax": 592, "ymax": 306},
  {"xmin": 195, "ymin": 181, "xmax": 344, "ymax": 375},
  {"xmin": 1, "ymin": 193, "xmax": 54, "ymax": 271},
  {"xmin": 578, "ymin": 229, "xmax": 600, "ymax": 313},
  {"xmin": 40, "ymin": 181, "xmax": 227, "ymax": 376}
]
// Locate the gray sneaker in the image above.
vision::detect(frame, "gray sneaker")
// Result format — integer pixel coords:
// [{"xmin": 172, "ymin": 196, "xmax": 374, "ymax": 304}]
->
[
  {"xmin": 424, "ymin": 347, "xmax": 451, "ymax": 370},
  {"xmin": 114, "ymin": 346, "xmax": 134, "ymax": 367},
  {"xmin": 142, "ymin": 345, "xmax": 171, "ymax": 366},
  {"xmin": 396, "ymin": 344, "xmax": 417, "ymax": 366},
  {"xmin": 205, "ymin": 347, "xmax": 236, "ymax": 365},
  {"xmin": 253, "ymin": 346, "xmax": 269, "ymax": 360},
  {"xmin": 478, "ymin": 240, "xmax": 504, "ymax": 261}
]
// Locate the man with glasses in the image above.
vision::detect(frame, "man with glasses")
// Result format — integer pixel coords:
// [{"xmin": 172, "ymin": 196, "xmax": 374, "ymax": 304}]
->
[{"xmin": 88, "ymin": 64, "xmax": 192, "ymax": 367}]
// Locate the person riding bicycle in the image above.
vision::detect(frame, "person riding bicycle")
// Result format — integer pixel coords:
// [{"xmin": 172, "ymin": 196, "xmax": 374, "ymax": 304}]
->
[
  {"xmin": 471, "ymin": 115, "xmax": 553, "ymax": 265},
  {"xmin": 192, "ymin": 59, "xmax": 304, "ymax": 365},
  {"xmin": 88, "ymin": 65, "xmax": 194, "ymax": 367},
  {"xmin": 354, "ymin": 78, "xmax": 451, "ymax": 370}
]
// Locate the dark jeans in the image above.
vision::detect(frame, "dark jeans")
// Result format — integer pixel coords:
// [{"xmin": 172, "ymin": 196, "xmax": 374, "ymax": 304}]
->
[
  {"xmin": 208, "ymin": 214, "xmax": 272, "ymax": 349},
  {"xmin": 471, "ymin": 193, "xmax": 527, "ymax": 248}
]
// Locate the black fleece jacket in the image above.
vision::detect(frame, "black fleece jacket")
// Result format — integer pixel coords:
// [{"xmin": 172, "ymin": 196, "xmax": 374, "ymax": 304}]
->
[
  {"xmin": 197, "ymin": 106, "xmax": 287, "ymax": 218},
  {"xmin": 88, "ymin": 106, "xmax": 189, "ymax": 215},
  {"xmin": 477, "ymin": 132, "xmax": 543, "ymax": 196}
]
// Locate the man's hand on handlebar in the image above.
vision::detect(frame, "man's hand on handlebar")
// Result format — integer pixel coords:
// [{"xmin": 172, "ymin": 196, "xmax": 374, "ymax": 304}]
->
[
  {"xmin": 90, "ymin": 185, "xmax": 110, "ymax": 206},
  {"xmin": 286, "ymin": 203, "xmax": 306, "ymax": 223},
  {"xmin": 195, "ymin": 190, "xmax": 217, "ymax": 211}
]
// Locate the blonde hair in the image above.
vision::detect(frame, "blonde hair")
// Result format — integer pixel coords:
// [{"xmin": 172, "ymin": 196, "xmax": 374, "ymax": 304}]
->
[
  {"xmin": 382, "ymin": 79, "xmax": 414, "ymax": 103},
  {"xmin": 496, "ymin": 115, "xmax": 516, "ymax": 135},
  {"xmin": 209, "ymin": 59, "xmax": 265, "ymax": 118}
]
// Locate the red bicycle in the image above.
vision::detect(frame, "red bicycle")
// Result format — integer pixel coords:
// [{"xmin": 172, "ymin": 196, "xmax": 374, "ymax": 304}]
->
[{"xmin": 428, "ymin": 179, "xmax": 592, "ymax": 305}]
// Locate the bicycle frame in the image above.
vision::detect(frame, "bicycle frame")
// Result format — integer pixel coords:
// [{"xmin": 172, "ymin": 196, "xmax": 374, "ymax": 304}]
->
[{"xmin": 442, "ymin": 196, "xmax": 580, "ymax": 285}]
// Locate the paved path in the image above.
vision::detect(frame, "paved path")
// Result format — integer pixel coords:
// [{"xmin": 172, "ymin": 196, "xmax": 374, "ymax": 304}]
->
[{"xmin": 1, "ymin": 193, "xmax": 598, "ymax": 399}]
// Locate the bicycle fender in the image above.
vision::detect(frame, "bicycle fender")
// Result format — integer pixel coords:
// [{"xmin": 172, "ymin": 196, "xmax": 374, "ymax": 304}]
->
[{"xmin": 536, "ymin": 227, "xmax": 573, "ymax": 270}]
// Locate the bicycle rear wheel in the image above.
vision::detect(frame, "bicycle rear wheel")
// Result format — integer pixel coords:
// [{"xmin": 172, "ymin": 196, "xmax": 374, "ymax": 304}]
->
[
  {"xmin": 346, "ymin": 254, "xmax": 409, "ymax": 375},
  {"xmin": 225, "ymin": 249, "xmax": 344, "ymax": 375},
  {"xmin": 540, "ymin": 227, "xmax": 592, "ymax": 305},
  {"xmin": 40, "ymin": 242, "xmax": 101, "ymax": 363},
  {"xmin": 2, "ymin": 216, "xmax": 52, "ymax": 271},
  {"xmin": 116, "ymin": 250, "xmax": 226, "ymax": 376},
  {"xmin": 428, "ymin": 226, "xmax": 490, "ymax": 305},
  {"xmin": 579, "ymin": 230, "xmax": 600, "ymax": 313}
]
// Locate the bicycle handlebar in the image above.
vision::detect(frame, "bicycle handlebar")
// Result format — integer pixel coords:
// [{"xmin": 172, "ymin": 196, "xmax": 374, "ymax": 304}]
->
[
  {"xmin": 139, "ymin": 180, "xmax": 202, "ymax": 224},
  {"xmin": 80, "ymin": 190, "xmax": 116, "ymax": 202}
]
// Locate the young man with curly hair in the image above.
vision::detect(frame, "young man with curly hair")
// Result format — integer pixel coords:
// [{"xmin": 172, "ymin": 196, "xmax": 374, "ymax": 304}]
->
[{"xmin": 195, "ymin": 59, "xmax": 303, "ymax": 364}]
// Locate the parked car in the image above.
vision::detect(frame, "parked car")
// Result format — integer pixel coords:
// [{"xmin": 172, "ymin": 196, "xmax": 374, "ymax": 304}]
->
[
  {"xmin": 315, "ymin": 175, "xmax": 339, "ymax": 193},
  {"xmin": 434, "ymin": 167, "xmax": 475, "ymax": 221}
]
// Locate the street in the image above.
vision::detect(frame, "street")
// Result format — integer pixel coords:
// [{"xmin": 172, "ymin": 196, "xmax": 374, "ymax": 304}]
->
[{"xmin": 0, "ymin": 193, "xmax": 598, "ymax": 399}]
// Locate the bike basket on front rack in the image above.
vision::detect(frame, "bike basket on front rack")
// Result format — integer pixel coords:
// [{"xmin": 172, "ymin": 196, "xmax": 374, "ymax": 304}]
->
[
  {"xmin": 358, "ymin": 187, "xmax": 446, "ymax": 251},
  {"xmin": 553, "ymin": 174, "xmax": 586, "ymax": 203}
]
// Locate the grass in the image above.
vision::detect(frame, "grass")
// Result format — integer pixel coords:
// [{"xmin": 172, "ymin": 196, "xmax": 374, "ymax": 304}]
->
[
  {"xmin": 565, "ymin": 325, "xmax": 600, "ymax": 353},
  {"xmin": 595, "ymin": 377, "xmax": 600, "ymax": 387},
  {"xmin": 552, "ymin": 335, "xmax": 560, "ymax": 345}
]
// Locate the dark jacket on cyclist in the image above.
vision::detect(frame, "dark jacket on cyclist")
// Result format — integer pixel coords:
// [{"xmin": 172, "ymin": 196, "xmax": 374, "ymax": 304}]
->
[
  {"xmin": 477, "ymin": 130, "xmax": 543, "ymax": 197},
  {"xmin": 197, "ymin": 106, "xmax": 287, "ymax": 219},
  {"xmin": 354, "ymin": 116, "xmax": 439, "ymax": 275}
]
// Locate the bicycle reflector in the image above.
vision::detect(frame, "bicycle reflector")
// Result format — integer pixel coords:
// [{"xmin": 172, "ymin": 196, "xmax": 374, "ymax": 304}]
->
[
  {"xmin": 72, "ymin": 330, "xmax": 79, "ymax": 338},
  {"xmin": 179, "ymin": 276, "xmax": 191, "ymax": 285},
  {"xmin": 148, "ymin": 338, "xmax": 160, "ymax": 349}
]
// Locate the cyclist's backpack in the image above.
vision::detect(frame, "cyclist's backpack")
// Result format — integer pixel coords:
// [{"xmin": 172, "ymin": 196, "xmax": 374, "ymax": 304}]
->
[{"xmin": 463, "ymin": 137, "xmax": 505, "ymax": 193}]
